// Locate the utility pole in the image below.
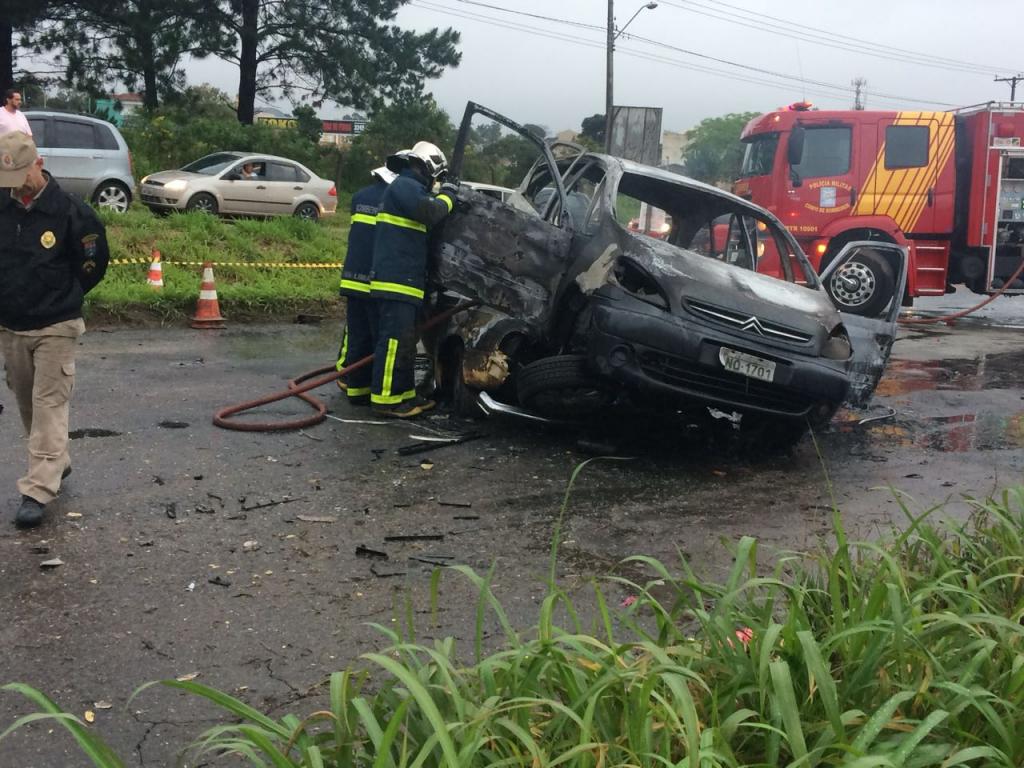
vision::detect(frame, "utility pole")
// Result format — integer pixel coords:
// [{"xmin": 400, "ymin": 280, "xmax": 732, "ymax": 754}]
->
[
  {"xmin": 852, "ymin": 77, "xmax": 867, "ymax": 110},
  {"xmin": 995, "ymin": 73, "xmax": 1024, "ymax": 102},
  {"xmin": 604, "ymin": 2, "xmax": 657, "ymax": 154},
  {"xmin": 605, "ymin": 0, "xmax": 615, "ymax": 153}
]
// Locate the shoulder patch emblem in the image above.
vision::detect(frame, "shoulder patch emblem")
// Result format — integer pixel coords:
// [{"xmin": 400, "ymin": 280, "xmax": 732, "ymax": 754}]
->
[
  {"xmin": 82, "ymin": 259, "xmax": 96, "ymax": 274},
  {"xmin": 41, "ymin": 230, "xmax": 56, "ymax": 249}
]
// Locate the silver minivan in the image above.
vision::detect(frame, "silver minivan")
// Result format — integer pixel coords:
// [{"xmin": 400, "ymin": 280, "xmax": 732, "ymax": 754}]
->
[{"xmin": 24, "ymin": 111, "xmax": 136, "ymax": 212}]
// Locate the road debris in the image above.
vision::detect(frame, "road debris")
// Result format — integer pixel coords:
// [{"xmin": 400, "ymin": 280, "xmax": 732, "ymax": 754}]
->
[
  {"xmin": 384, "ymin": 533, "xmax": 444, "ymax": 542},
  {"xmin": 157, "ymin": 420, "xmax": 189, "ymax": 429},
  {"xmin": 39, "ymin": 558, "xmax": 64, "ymax": 569},
  {"xmin": 296, "ymin": 515, "xmax": 337, "ymax": 523},
  {"xmin": 240, "ymin": 496, "xmax": 305, "ymax": 512},
  {"xmin": 398, "ymin": 432, "xmax": 485, "ymax": 456},
  {"xmin": 438, "ymin": 499, "xmax": 473, "ymax": 508},
  {"xmin": 370, "ymin": 563, "xmax": 406, "ymax": 578},
  {"xmin": 242, "ymin": 540, "xmax": 261, "ymax": 552},
  {"xmin": 356, "ymin": 545, "xmax": 388, "ymax": 560},
  {"xmin": 84, "ymin": 710, "xmax": 95, "ymax": 723},
  {"xmin": 66, "ymin": 511, "xmax": 82, "ymax": 519},
  {"xmin": 186, "ymin": 581, "xmax": 196, "ymax": 592},
  {"xmin": 175, "ymin": 672, "xmax": 200, "ymax": 682},
  {"xmin": 208, "ymin": 575, "xmax": 232, "ymax": 587},
  {"xmin": 93, "ymin": 701, "xmax": 112, "ymax": 710},
  {"xmin": 420, "ymin": 460, "xmax": 434, "ymax": 471}
]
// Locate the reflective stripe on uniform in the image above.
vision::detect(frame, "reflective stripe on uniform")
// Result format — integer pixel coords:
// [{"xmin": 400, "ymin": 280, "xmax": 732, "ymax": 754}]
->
[
  {"xmin": 339, "ymin": 278, "xmax": 371, "ymax": 293},
  {"xmin": 437, "ymin": 194, "xmax": 453, "ymax": 213},
  {"xmin": 336, "ymin": 329, "xmax": 349, "ymax": 370},
  {"xmin": 369, "ymin": 281, "xmax": 425, "ymax": 300},
  {"xmin": 382, "ymin": 338, "xmax": 398, "ymax": 397},
  {"xmin": 347, "ymin": 386, "xmax": 371, "ymax": 397},
  {"xmin": 351, "ymin": 213, "xmax": 377, "ymax": 226},
  {"xmin": 377, "ymin": 212, "xmax": 427, "ymax": 233},
  {"xmin": 371, "ymin": 389, "xmax": 416, "ymax": 405}
]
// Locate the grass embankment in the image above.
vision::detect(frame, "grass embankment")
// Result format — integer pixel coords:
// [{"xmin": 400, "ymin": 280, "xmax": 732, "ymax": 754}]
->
[
  {"xmin": 4, "ymin": 470, "xmax": 1024, "ymax": 766},
  {"xmin": 86, "ymin": 199, "xmax": 351, "ymax": 324}
]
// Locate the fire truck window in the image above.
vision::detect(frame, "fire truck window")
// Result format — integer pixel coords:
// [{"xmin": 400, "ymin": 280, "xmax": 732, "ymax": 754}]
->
[
  {"xmin": 791, "ymin": 127, "xmax": 851, "ymax": 178},
  {"xmin": 740, "ymin": 134, "xmax": 779, "ymax": 177},
  {"xmin": 885, "ymin": 125, "xmax": 929, "ymax": 169}
]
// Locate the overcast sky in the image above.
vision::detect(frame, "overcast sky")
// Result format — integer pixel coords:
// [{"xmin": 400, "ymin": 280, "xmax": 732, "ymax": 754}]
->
[{"xmin": 185, "ymin": 0, "xmax": 1022, "ymax": 133}]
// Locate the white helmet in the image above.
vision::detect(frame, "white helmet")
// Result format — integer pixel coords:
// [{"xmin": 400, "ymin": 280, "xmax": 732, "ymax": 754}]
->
[
  {"xmin": 371, "ymin": 165, "xmax": 397, "ymax": 184},
  {"xmin": 408, "ymin": 141, "xmax": 448, "ymax": 179}
]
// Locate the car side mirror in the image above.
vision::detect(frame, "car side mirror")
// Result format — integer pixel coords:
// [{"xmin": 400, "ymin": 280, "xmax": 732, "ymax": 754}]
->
[{"xmin": 787, "ymin": 125, "xmax": 805, "ymax": 167}]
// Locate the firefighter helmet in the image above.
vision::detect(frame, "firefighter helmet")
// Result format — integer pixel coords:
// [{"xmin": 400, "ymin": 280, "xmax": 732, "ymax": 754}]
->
[
  {"xmin": 408, "ymin": 141, "xmax": 448, "ymax": 179},
  {"xmin": 371, "ymin": 165, "xmax": 397, "ymax": 184}
]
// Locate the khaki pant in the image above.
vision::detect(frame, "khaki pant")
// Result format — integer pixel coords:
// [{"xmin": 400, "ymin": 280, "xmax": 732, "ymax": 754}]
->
[{"xmin": 1, "ymin": 321, "xmax": 82, "ymax": 504}]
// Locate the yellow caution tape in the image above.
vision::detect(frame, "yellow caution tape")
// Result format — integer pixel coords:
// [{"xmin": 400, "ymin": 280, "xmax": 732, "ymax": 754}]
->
[{"xmin": 109, "ymin": 258, "xmax": 342, "ymax": 269}]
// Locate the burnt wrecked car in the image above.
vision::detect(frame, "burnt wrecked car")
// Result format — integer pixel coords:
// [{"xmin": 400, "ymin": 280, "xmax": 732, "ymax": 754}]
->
[{"xmin": 426, "ymin": 103, "xmax": 906, "ymax": 447}]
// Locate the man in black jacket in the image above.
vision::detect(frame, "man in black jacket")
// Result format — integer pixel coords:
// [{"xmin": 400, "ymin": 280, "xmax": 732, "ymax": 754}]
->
[{"xmin": 0, "ymin": 131, "xmax": 110, "ymax": 528}]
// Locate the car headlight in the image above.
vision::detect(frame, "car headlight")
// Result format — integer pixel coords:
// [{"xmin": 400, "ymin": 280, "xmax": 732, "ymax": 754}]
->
[
  {"xmin": 823, "ymin": 324, "xmax": 852, "ymax": 360},
  {"xmin": 164, "ymin": 179, "xmax": 188, "ymax": 192}
]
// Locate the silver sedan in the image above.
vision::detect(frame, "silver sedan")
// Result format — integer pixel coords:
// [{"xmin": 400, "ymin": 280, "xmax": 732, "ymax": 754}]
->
[{"xmin": 140, "ymin": 152, "xmax": 337, "ymax": 220}]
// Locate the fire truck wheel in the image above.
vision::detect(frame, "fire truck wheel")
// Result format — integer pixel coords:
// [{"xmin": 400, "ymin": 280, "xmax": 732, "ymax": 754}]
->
[{"xmin": 825, "ymin": 248, "xmax": 895, "ymax": 317}]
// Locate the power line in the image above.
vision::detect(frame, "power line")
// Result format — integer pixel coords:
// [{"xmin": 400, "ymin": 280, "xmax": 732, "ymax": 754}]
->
[
  {"xmin": 415, "ymin": 0, "xmax": 958, "ymax": 108},
  {"xmin": 661, "ymin": 0, "xmax": 1020, "ymax": 76}
]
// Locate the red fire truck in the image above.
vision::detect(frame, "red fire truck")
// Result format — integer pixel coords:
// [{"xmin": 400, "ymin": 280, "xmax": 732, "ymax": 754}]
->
[{"xmin": 734, "ymin": 101, "xmax": 1024, "ymax": 315}]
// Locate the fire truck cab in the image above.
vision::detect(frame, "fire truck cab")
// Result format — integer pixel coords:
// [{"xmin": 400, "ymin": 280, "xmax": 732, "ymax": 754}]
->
[{"xmin": 735, "ymin": 102, "xmax": 1024, "ymax": 315}]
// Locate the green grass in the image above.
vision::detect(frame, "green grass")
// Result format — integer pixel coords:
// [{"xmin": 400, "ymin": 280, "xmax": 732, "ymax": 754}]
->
[
  {"xmin": 4, "ymin": 478, "xmax": 1024, "ymax": 766},
  {"xmin": 85, "ymin": 198, "xmax": 352, "ymax": 323}
]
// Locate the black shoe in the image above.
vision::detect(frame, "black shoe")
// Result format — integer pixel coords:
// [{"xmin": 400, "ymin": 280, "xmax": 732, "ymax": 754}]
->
[
  {"xmin": 373, "ymin": 395, "xmax": 436, "ymax": 419},
  {"xmin": 15, "ymin": 496, "xmax": 46, "ymax": 528}
]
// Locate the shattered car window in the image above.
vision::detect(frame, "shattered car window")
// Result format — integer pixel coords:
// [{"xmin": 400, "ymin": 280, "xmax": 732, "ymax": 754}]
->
[{"xmin": 615, "ymin": 171, "xmax": 817, "ymax": 286}]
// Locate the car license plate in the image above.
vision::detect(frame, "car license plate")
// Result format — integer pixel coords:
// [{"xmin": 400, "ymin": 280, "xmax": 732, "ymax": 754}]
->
[{"xmin": 719, "ymin": 347, "xmax": 776, "ymax": 383}]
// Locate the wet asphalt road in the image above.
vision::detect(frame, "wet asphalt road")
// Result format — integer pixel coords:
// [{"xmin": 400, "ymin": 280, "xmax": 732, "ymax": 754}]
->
[{"xmin": 1, "ymin": 290, "xmax": 1022, "ymax": 766}]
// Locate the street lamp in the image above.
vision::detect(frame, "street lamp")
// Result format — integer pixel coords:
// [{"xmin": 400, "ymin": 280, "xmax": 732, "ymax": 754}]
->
[{"xmin": 605, "ymin": 1, "xmax": 658, "ymax": 153}]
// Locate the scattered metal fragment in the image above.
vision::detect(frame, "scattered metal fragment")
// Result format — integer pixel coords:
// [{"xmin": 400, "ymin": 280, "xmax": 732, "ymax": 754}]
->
[
  {"xmin": 296, "ymin": 515, "xmax": 337, "ymax": 523},
  {"xmin": 438, "ymin": 500, "xmax": 473, "ymax": 508},
  {"xmin": 409, "ymin": 556, "xmax": 455, "ymax": 567},
  {"xmin": 370, "ymin": 563, "xmax": 407, "ymax": 578},
  {"xmin": 298, "ymin": 429, "xmax": 324, "ymax": 442},
  {"xmin": 194, "ymin": 504, "xmax": 216, "ymax": 514},
  {"xmin": 30, "ymin": 544, "xmax": 49, "ymax": 554},
  {"xmin": 208, "ymin": 575, "xmax": 232, "ymax": 587},
  {"xmin": 384, "ymin": 534, "xmax": 444, "ymax": 542},
  {"xmin": 40, "ymin": 558, "xmax": 64, "ymax": 569},
  {"xmin": 452, "ymin": 515, "xmax": 480, "ymax": 520},
  {"xmin": 206, "ymin": 492, "xmax": 224, "ymax": 506},
  {"xmin": 158, "ymin": 420, "xmax": 189, "ymax": 429},
  {"xmin": 356, "ymin": 545, "xmax": 388, "ymax": 560},
  {"xmin": 324, "ymin": 414, "xmax": 392, "ymax": 426},
  {"xmin": 240, "ymin": 496, "xmax": 305, "ymax": 512},
  {"xmin": 858, "ymin": 407, "xmax": 897, "ymax": 425},
  {"xmin": 398, "ymin": 432, "xmax": 484, "ymax": 456},
  {"xmin": 164, "ymin": 503, "xmax": 177, "ymax": 519}
]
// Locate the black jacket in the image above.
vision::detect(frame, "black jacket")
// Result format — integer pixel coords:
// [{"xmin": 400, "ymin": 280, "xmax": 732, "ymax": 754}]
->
[
  {"xmin": 339, "ymin": 178, "xmax": 388, "ymax": 297},
  {"xmin": 0, "ymin": 175, "xmax": 110, "ymax": 331}
]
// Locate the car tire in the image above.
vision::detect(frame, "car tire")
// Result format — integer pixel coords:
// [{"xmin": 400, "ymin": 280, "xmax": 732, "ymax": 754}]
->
[
  {"xmin": 294, "ymin": 202, "xmax": 319, "ymax": 221},
  {"xmin": 186, "ymin": 192, "xmax": 218, "ymax": 215},
  {"xmin": 516, "ymin": 354, "xmax": 614, "ymax": 418},
  {"xmin": 825, "ymin": 248, "xmax": 896, "ymax": 317},
  {"xmin": 92, "ymin": 181, "xmax": 131, "ymax": 213}
]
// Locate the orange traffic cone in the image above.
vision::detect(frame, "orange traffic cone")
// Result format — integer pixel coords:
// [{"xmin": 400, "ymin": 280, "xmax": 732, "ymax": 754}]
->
[
  {"xmin": 191, "ymin": 262, "xmax": 226, "ymax": 329},
  {"xmin": 146, "ymin": 249, "xmax": 163, "ymax": 289}
]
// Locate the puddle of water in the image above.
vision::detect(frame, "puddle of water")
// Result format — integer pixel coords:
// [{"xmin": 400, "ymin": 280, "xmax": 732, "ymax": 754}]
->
[
  {"xmin": 835, "ymin": 411, "xmax": 1024, "ymax": 453},
  {"xmin": 875, "ymin": 350, "xmax": 1024, "ymax": 396}
]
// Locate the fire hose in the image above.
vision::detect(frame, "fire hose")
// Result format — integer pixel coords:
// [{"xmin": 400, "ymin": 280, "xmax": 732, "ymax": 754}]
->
[
  {"xmin": 897, "ymin": 255, "xmax": 1024, "ymax": 326},
  {"xmin": 212, "ymin": 301, "xmax": 478, "ymax": 432}
]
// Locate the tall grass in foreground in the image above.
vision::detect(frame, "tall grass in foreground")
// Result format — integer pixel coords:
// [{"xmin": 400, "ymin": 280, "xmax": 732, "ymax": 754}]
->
[{"xmin": 4, "ymin": 485, "xmax": 1023, "ymax": 766}]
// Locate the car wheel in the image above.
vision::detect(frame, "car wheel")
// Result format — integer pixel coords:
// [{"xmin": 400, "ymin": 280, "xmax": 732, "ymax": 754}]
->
[
  {"xmin": 825, "ymin": 248, "xmax": 895, "ymax": 317},
  {"xmin": 294, "ymin": 202, "xmax": 319, "ymax": 221},
  {"xmin": 186, "ymin": 192, "xmax": 218, "ymax": 215},
  {"xmin": 92, "ymin": 181, "xmax": 131, "ymax": 213},
  {"xmin": 516, "ymin": 354, "xmax": 614, "ymax": 418}
]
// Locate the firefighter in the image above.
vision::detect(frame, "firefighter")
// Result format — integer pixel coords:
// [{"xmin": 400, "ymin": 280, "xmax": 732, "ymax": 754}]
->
[
  {"xmin": 336, "ymin": 165, "xmax": 396, "ymax": 404},
  {"xmin": 368, "ymin": 141, "xmax": 458, "ymax": 418},
  {"xmin": 0, "ymin": 131, "xmax": 109, "ymax": 528}
]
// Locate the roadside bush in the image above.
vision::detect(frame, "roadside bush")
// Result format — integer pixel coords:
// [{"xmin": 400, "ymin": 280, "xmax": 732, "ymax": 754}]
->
[{"xmin": 4, "ymin": 478, "xmax": 1023, "ymax": 766}]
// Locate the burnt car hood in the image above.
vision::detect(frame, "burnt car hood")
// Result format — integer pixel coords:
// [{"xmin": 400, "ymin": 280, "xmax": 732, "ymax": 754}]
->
[{"xmin": 613, "ymin": 234, "xmax": 840, "ymax": 347}]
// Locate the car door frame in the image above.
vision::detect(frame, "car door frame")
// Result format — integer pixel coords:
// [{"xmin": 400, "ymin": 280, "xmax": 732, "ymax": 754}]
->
[
  {"xmin": 439, "ymin": 102, "xmax": 576, "ymax": 330},
  {"xmin": 819, "ymin": 241, "xmax": 908, "ymax": 407},
  {"xmin": 219, "ymin": 159, "xmax": 271, "ymax": 215}
]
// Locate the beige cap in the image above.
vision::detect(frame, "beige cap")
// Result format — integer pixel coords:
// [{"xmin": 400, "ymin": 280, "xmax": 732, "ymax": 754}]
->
[{"xmin": 0, "ymin": 131, "xmax": 39, "ymax": 188}]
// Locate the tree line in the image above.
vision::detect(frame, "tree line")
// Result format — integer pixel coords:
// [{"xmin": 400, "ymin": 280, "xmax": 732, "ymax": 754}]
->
[{"xmin": 0, "ymin": 0, "xmax": 461, "ymax": 124}]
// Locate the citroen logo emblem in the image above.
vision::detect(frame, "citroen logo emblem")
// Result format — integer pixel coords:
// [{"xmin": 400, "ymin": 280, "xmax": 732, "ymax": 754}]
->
[{"xmin": 740, "ymin": 316, "xmax": 767, "ymax": 336}]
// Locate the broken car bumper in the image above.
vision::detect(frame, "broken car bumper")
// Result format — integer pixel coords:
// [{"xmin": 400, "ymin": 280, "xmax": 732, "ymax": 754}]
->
[{"xmin": 585, "ymin": 288, "xmax": 849, "ymax": 420}]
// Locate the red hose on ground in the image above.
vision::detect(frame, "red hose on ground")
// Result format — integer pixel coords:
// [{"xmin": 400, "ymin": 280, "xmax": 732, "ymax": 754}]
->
[
  {"xmin": 212, "ymin": 302, "xmax": 478, "ymax": 432},
  {"xmin": 898, "ymin": 256, "xmax": 1024, "ymax": 326}
]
